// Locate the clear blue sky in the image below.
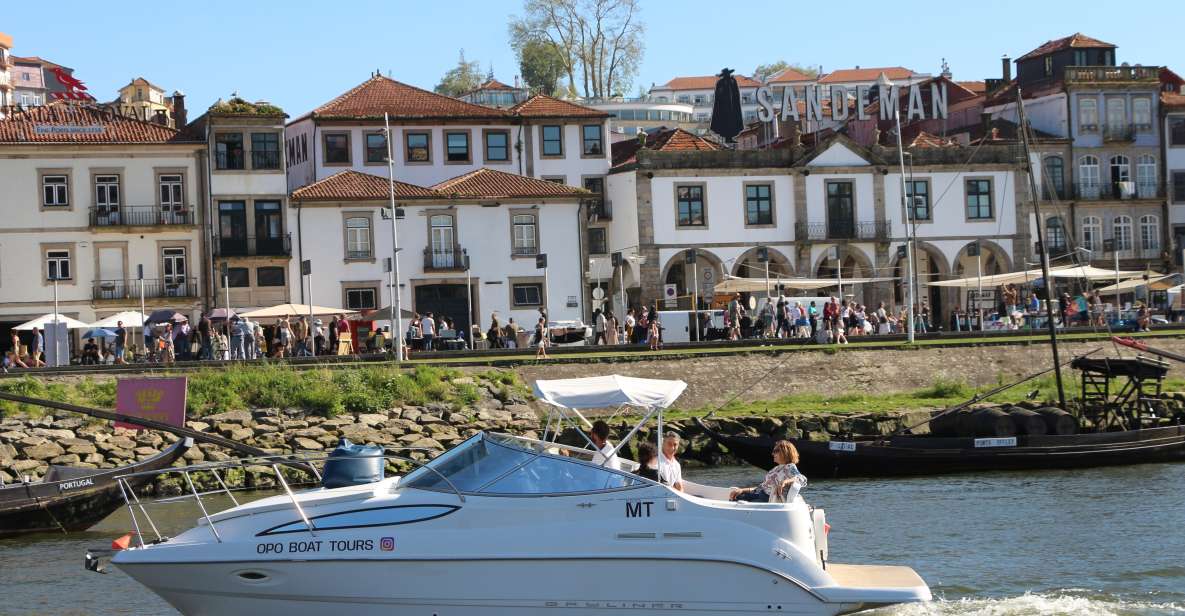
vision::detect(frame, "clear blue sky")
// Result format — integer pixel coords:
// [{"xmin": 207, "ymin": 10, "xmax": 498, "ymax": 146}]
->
[{"xmin": 4, "ymin": 0, "xmax": 1181, "ymax": 118}]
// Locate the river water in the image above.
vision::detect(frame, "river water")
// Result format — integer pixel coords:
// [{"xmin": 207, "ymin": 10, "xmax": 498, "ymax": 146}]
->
[{"xmin": 1, "ymin": 463, "xmax": 1182, "ymax": 615}]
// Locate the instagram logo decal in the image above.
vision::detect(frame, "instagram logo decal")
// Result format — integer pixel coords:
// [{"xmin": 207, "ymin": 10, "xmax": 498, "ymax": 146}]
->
[{"xmin": 380, "ymin": 537, "xmax": 395, "ymax": 551}]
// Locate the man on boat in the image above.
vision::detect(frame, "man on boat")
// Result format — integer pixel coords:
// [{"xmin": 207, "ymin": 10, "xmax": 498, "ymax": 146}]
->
[
  {"xmin": 658, "ymin": 432, "xmax": 684, "ymax": 491},
  {"xmin": 589, "ymin": 420, "xmax": 621, "ymax": 470}
]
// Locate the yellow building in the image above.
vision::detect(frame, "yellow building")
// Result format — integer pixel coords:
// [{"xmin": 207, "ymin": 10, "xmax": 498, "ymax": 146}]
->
[{"xmin": 116, "ymin": 77, "xmax": 174, "ymax": 125}]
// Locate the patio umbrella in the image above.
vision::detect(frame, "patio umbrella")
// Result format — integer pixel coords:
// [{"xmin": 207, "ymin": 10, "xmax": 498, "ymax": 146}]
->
[
  {"xmin": 205, "ymin": 308, "xmax": 238, "ymax": 322},
  {"xmin": 146, "ymin": 309, "xmax": 188, "ymax": 325},
  {"xmin": 89, "ymin": 311, "xmax": 148, "ymax": 328},
  {"xmin": 356, "ymin": 306, "xmax": 416, "ymax": 321},
  {"xmin": 81, "ymin": 328, "xmax": 117, "ymax": 340},
  {"xmin": 13, "ymin": 313, "xmax": 90, "ymax": 330},
  {"xmin": 239, "ymin": 303, "xmax": 357, "ymax": 319}
]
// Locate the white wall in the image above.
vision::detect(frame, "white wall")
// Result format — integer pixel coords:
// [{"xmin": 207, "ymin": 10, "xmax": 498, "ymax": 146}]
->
[
  {"xmin": 529, "ymin": 121, "xmax": 611, "ymax": 185},
  {"xmin": 648, "ymin": 174, "xmax": 794, "ymax": 246}
]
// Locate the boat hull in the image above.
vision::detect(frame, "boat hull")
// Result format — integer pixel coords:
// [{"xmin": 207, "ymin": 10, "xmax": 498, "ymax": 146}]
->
[
  {"xmin": 695, "ymin": 419, "xmax": 1185, "ymax": 478},
  {"xmin": 118, "ymin": 557, "xmax": 873, "ymax": 616}
]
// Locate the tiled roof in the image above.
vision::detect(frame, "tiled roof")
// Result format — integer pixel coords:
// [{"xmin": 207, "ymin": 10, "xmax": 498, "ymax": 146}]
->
[
  {"xmin": 611, "ymin": 128, "xmax": 719, "ymax": 168},
  {"xmin": 1016, "ymin": 33, "xmax": 1115, "ymax": 62},
  {"xmin": 1162, "ymin": 92, "xmax": 1185, "ymax": 110},
  {"xmin": 908, "ymin": 131, "xmax": 957, "ymax": 148},
  {"xmin": 509, "ymin": 94, "xmax": 608, "ymax": 118},
  {"xmin": 0, "ymin": 104, "xmax": 198, "ymax": 144},
  {"xmin": 432, "ymin": 168, "xmax": 586, "ymax": 199},
  {"xmin": 474, "ymin": 78, "xmax": 516, "ymax": 91},
  {"xmin": 10, "ymin": 55, "xmax": 69, "ymax": 70},
  {"xmin": 291, "ymin": 170, "xmax": 441, "ymax": 201},
  {"xmin": 957, "ymin": 81, "xmax": 986, "ymax": 94},
  {"xmin": 658, "ymin": 75, "xmax": 764, "ymax": 90},
  {"xmin": 818, "ymin": 67, "xmax": 914, "ymax": 84},
  {"xmin": 312, "ymin": 75, "xmax": 508, "ymax": 120},
  {"xmin": 767, "ymin": 67, "xmax": 815, "ymax": 83}
]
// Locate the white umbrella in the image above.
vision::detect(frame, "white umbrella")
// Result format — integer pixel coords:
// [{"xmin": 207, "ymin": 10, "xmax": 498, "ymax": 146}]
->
[
  {"xmin": 89, "ymin": 310, "xmax": 148, "ymax": 328},
  {"xmin": 239, "ymin": 303, "xmax": 357, "ymax": 319},
  {"xmin": 13, "ymin": 313, "xmax": 90, "ymax": 330}
]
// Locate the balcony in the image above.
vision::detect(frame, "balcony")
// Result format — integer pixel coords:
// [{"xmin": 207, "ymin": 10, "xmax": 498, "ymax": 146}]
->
[
  {"xmin": 1074, "ymin": 181, "xmax": 1162, "ymax": 200},
  {"xmin": 89, "ymin": 205, "xmax": 194, "ymax": 228},
  {"xmin": 424, "ymin": 245, "xmax": 466, "ymax": 271},
  {"xmin": 586, "ymin": 198, "xmax": 612, "ymax": 221},
  {"xmin": 251, "ymin": 149, "xmax": 281, "ymax": 170},
  {"xmin": 215, "ymin": 151, "xmax": 245, "ymax": 171},
  {"xmin": 512, "ymin": 243, "xmax": 538, "ymax": 257},
  {"xmin": 796, "ymin": 221, "xmax": 890, "ymax": 242},
  {"xmin": 214, "ymin": 234, "xmax": 292, "ymax": 257},
  {"xmin": 92, "ymin": 277, "xmax": 198, "ymax": 301},
  {"xmin": 1064, "ymin": 66, "xmax": 1160, "ymax": 85},
  {"xmin": 1103, "ymin": 124, "xmax": 1135, "ymax": 142}
]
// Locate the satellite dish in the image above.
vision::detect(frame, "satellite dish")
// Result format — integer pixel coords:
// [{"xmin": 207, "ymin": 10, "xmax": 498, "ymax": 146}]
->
[{"xmin": 592, "ymin": 287, "xmax": 605, "ymax": 300}]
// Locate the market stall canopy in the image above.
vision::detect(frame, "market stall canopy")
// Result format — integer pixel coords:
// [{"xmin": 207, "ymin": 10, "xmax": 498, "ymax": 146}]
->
[
  {"xmin": 1047, "ymin": 265, "xmax": 1147, "ymax": 280},
  {"xmin": 13, "ymin": 313, "xmax": 90, "ymax": 330},
  {"xmin": 533, "ymin": 376, "xmax": 688, "ymax": 411},
  {"xmin": 205, "ymin": 308, "xmax": 238, "ymax": 322},
  {"xmin": 356, "ymin": 307, "xmax": 416, "ymax": 321},
  {"xmin": 1094, "ymin": 274, "xmax": 1175, "ymax": 295},
  {"xmin": 238, "ymin": 303, "xmax": 358, "ymax": 319},
  {"xmin": 146, "ymin": 310, "xmax": 188, "ymax": 325},
  {"xmin": 713, "ymin": 276, "xmax": 899, "ymax": 294},
  {"xmin": 927, "ymin": 265, "xmax": 1146, "ymax": 288},
  {"xmin": 88, "ymin": 311, "xmax": 147, "ymax": 328}
]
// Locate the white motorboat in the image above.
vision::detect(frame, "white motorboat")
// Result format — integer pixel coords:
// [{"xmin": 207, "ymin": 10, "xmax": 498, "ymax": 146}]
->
[{"xmin": 100, "ymin": 376, "xmax": 930, "ymax": 615}]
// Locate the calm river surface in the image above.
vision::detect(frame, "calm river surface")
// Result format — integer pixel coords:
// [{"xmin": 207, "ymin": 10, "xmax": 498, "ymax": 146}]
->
[{"xmin": 0, "ymin": 463, "xmax": 1182, "ymax": 615}]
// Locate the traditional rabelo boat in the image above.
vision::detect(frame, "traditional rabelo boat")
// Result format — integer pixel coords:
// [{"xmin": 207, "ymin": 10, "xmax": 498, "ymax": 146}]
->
[{"xmin": 0, "ymin": 438, "xmax": 191, "ymax": 537}]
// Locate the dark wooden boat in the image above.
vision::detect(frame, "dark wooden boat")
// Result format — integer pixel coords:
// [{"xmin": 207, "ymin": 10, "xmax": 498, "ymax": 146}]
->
[
  {"xmin": 0, "ymin": 438, "xmax": 191, "ymax": 537},
  {"xmin": 694, "ymin": 417, "xmax": 1185, "ymax": 478}
]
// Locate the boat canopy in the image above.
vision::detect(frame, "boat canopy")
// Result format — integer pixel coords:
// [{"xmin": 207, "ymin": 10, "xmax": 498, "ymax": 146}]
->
[{"xmin": 533, "ymin": 375, "xmax": 687, "ymax": 411}]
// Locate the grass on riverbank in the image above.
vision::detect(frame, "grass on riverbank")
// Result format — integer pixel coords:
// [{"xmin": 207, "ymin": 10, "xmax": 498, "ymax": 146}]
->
[{"xmin": 0, "ymin": 365, "xmax": 530, "ymax": 418}]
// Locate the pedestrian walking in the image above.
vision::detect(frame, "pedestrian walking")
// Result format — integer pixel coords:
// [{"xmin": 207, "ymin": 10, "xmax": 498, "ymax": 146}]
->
[
  {"xmin": 422, "ymin": 312, "xmax": 436, "ymax": 351},
  {"xmin": 534, "ymin": 317, "xmax": 549, "ymax": 359},
  {"xmin": 114, "ymin": 321, "xmax": 128, "ymax": 364},
  {"xmin": 594, "ymin": 309, "xmax": 607, "ymax": 345}
]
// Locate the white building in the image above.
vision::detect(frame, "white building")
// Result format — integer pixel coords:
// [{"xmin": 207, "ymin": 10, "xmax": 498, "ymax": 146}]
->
[
  {"xmin": 289, "ymin": 168, "xmax": 587, "ymax": 335},
  {"xmin": 0, "ymin": 104, "xmax": 205, "ymax": 341},
  {"xmin": 1164, "ymin": 91, "xmax": 1185, "ymax": 264},
  {"xmin": 648, "ymin": 74, "xmax": 766, "ymax": 125}
]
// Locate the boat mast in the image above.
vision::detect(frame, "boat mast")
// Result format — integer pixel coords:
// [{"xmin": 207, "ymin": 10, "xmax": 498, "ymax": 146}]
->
[{"xmin": 1016, "ymin": 88, "xmax": 1067, "ymax": 409}]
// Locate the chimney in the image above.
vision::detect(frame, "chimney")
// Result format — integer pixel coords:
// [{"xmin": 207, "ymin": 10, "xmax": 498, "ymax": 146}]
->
[
  {"xmin": 1001, "ymin": 55, "xmax": 1012, "ymax": 82},
  {"xmin": 171, "ymin": 90, "xmax": 187, "ymax": 128}
]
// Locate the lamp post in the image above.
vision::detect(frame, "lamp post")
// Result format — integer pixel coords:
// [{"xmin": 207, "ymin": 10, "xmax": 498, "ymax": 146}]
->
[
  {"xmin": 463, "ymin": 251, "xmax": 472, "ymax": 349},
  {"xmin": 879, "ymin": 72, "xmax": 916, "ymax": 343},
  {"xmin": 384, "ymin": 112, "xmax": 405, "ymax": 362},
  {"xmin": 138, "ymin": 264, "xmax": 146, "ymax": 359}
]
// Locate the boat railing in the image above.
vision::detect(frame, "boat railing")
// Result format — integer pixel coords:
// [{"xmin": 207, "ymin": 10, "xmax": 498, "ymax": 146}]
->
[{"xmin": 112, "ymin": 448, "xmax": 464, "ymax": 548}]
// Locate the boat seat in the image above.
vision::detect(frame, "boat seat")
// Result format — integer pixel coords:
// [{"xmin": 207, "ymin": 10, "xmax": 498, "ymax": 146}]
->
[{"xmin": 42, "ymin": 465, "xmax": 95, "ymax": 483}]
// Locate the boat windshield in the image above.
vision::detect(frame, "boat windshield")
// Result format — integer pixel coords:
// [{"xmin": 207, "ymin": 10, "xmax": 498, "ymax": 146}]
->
[{"xmin": 403, "ymin": 433, "xmax": 644, "ymax": 496}]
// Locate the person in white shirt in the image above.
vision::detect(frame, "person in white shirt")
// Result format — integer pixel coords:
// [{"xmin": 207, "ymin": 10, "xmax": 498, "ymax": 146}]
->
[
  {"xmin": 657, "ymin": 432, "xmax": 683, "ymax": 491},
  {"xmin": 589, "ymin": 420, "xmax": 621, "ymax": 470}
]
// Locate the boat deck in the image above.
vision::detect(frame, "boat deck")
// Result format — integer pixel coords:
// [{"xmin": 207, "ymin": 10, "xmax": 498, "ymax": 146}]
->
[{"xmin": 826, "ymin": 564, "xmax": 927, "ymax": 589}]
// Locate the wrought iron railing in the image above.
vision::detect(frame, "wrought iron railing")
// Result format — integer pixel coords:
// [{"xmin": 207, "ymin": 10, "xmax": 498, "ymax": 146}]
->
[
  {"xmin": 424, "ymin": 245, "xmax": 464, "ymax": 270},
  {"xmin": 214, "ymin": 234, "xmax": 291, "ymax": 257},
  {"xmin": 89, "ymin": 205, "xmax": 194, "ymax": 227},
  {"xmin": 92, "ymin": 277, "xmax": 198, "ymax": 300},
  {"xmin": 796, "ymin": 220, "xmax": 890, "ymax": 241},
  {"xmin": 251, "ymin": 149, "xmax": 281, "ymax": 170},
  {"xmin": 1075, "ymin": 181, "xmax": 1163, "ymax": 200}
]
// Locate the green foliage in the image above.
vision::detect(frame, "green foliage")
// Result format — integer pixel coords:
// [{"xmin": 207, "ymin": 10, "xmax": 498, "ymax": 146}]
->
[
  {"xmin": 916, "ymin": 377, "xmax": 973, "ymax": 399},
  {"xmin": 753, "ymin": 61, "xmax": 819, "ymax": 82},
  {"xmin": 517, "ymin": 38, "xmax": 566, "ymax": 96},
  {"xmin": 435, "ymin": 49, "xmax": 485, "ymax": 97},
  {"xmin": 208, "ymin": 97, "xmax": 284, "ymax": 116}
]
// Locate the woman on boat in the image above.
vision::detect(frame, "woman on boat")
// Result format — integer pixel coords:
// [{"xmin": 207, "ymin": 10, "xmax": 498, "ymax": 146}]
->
[
  {"xmin": 728, "ymin": 440, "xmax": 807, "ymax": 502},
  {"xmin": 635, "ymin": 442, "xmax": 659, "ymax": 481}
]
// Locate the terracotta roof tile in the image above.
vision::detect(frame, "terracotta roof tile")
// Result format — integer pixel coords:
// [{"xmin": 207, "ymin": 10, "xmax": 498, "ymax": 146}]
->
[
  {"xmin": 658, "ymin": 75, "xmax": 764, "ymax": 90},
  {"xmin": 611, "ymin": 128, "xmax": 718, "ymax": 168},
  {"xmin": 767, "ymin": 67, "xmax": 815, "ymax": 83},
  {"xmin": 1161, "ymin": 92, "xmax": 1185, "ymax": 110},
  {"xmin": 957, "ymin": 81, "xmax": 986, "ymax": 94},
  {"xmin": 475, "ymin": 78, "xmax": 517, "ymax": 91},
  {"xmin": 313, "ymin": 75, "xmax": 508, "ymax": 120},
  {"xmin": 908, "ymin": 131, "xmax": 957, "ymax": 148},
  {"xmin": 0, "ymin": 104, "xmax": 196, "ymax": 144},
  {"xmin": 818, "ymin": 67, "xmax": 914, "ymax": 84},
  {"xmin": 292, "ymin": 170, "xmax": 440, "ymax": 201},
  {"xmin": 1016, "ymin": 33, "xmax": 1115, "ymax": 62},
  {"xmin": 431, "ymin": 168, "xmax": 586, "ymax": 199},
  {"xmin": 509, "ymin": 94, "xmax": 608, "ymax": 118}
]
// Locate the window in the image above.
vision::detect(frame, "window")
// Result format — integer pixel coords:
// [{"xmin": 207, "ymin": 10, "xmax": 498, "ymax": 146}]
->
[
  {"xmin": 485, "ymin": 130, "xmax": 509, "ymax": 162},
  {"xmin": 1113, "ymin": 215, "xmax": 1133, "ymax": 252},
  {"xmin": 1044, "ymin": 56, "xmax": 1053, "ymax": 77},
  {"xmin": 588, "ymin": 227, "xmax": 607, "ymax": 255},
  {"xmin": 159, "ymin": 174, "xmax": 183, "ymax": 211},
  {"xmin": 162, "ymin": 248, "xmax": 187, "ymax": 289},
  {"xmin": 405, "ymin": 132, "xmax": 430, "ymax": 162},
  {"xmin": 365, "ymin": 133, "xmax": 387, "ymax": 164},
  {"xmin": 584, "ymin": 176, "xmax": 607, "ymax": 217},
  {"xmin": 1074, "ymin": 50, "xmax": 1088, "ymax": 66},
  {"xmin": 1110, "ymin": 155, "xmax": 1131, "ymax": 189},
  {"xmin": 42, "ymin": 174, "xmax": 69, "ymax": 207},
  {"xmin": 965, "ymin": 179, "xmax": 993, "ymax": 219},
  {"xmin": 543, "ymin": 176, "xmax": 567, "ymax": 184},
  {"xmin": 215, "ymin": 132, "xmax": 244, "ymax": 169},
  {"xmin": 745, "ymin": 183, "xmax": 774, "ymax": 225},
  {"xmin": 1079, "ymin": 155, "xmax": 1100, "ymax": 198},
  {"xmin": 512, "ymin": 283, "xmax": 543, "ymax": 306},
  {"xmin": 257, "ymin": 266, "xmax": 286, "ymax": 287},
  {"xmin": 324, "ymin": 132, "xmax": 350, "ymax": 164},
  {"xmin": 1173, "ymin": 171, "xmax": 1185, "ymax": 202},
  {"xmin": 676, "ymin": 184, "xmax": 706, "ymax": 227},
  {"xmin": 581, "ymin": 125, "xmax": 603, "ymax": 156},
  {"xmin": 251, "ymin": 132, "xmax": 280, "ymax": 169},
  {"xmin": 345, "ymin": 216, "xmax": 372, "ymax": 259},
  {"xmin": 1132, "ymin": 98, "xmax": 1152, "ymax": 131},
  {"xmin": 1046, "ymin": 217, "xmax": 1067, "ymax": 252},
  {"xmin": 1042, "ymin": 156, "xmax": 1064, "ymax": 199},
  {"xmin": 905, "ymin": 179, "xmax": 930, "ymax": 221},
  {"xmin": 1081, "ymin": 216, "xmax": 1102, "ymax": 252},
  {"xmin": 94, "ymin": 174, "xmax": 120, "ymax": 211},
  {"xmin": 1137, "ymin": 155, "xmax": 1157, "ymax": 198},
  {"xmin": 512, "ymin": 213, "xmax": 537, "ymax": 255},
  {"xmin": 345, "ymin": 287, "xmax": 378, "ymax": 310},
  {"xmin": 1171, "ymin": 118, "xmax": 1185, "ymax": 146},
  {"xmin": 1140, "ymin": 215, "xmax": 1161, "ymax": 251},
  {"xmin": 1106, "ymin": 98, "xmax": 1126, "ymax": 134},
  {"xmin": 221, "ymin": 267, "xmax": 248, "ymax": 288},
  {"xmin": 445, "ymin": 131, "xmax": 470, "ymax": 163},
  {"xmin": 541, "ymin": 125, "xmax": 563, "ymax": 156},
  {"xmin": 46, "ymin": 249, "xmax": 71, "ymax": 280},
  {"xmin": 1079, "ymin": 99, "xmax": 1098, "ymax": 132}
]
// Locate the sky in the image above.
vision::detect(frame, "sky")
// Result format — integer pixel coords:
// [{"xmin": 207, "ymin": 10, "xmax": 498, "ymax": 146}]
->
[{"xmin": 4, "ymin": 0, "xmax": 1183, "ymax": 118}]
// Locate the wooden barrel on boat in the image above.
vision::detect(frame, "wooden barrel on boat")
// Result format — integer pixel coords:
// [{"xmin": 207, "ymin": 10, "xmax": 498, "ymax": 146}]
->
[
  {"xmin": 1036, "ymin": 407, "xmax": 1078, "ymax": 435},
  {"xmin": 1007, "ymin": 408, "xmax": 1048, "ymax": 436},
  {"xmin": 929, "ymin": 409, "xmax": 965, "ymax": 437},
  {"xmin": 970, "ymin": 407, "xmax": 1017, "ymax": 438}
]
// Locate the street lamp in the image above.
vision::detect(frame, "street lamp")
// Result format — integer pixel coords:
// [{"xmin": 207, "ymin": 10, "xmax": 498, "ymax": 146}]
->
[{"xmin": 879, "ymin": 72, "xmax": 916, "ymax": 343}]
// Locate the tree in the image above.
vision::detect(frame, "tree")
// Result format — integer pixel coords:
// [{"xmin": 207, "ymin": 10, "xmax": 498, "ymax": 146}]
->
[
  {"xmin": 753, "ymin": 61, "xmax": 819, "ymax": 82},
  {"xmin": 435, "ymin": 49, "xmax": 484, "ymax": 97},
  {"xmin": 517, "ymin": 38, "xmax": 567, "ymax": 96},
  {"xmin": 509, "ymin": 0, "xmax": 645, "ymax": 99}
]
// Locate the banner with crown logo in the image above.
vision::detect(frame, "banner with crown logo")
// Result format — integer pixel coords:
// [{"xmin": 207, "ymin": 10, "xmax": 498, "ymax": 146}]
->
[{"xmin": 114, "ymin": 377, "xmax": 187, "ymax": 431}]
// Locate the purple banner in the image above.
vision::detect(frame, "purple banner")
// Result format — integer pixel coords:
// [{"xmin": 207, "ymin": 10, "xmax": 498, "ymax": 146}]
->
[{"xmin": 115, "ymin": 377, "xmax": 187, "ymax": 431}]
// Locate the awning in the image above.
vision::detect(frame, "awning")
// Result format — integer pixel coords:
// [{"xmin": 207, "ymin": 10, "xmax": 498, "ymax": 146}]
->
[
  {"xmin": 238, "ymin": 303, "xmax": 358, "ymax": 319},
  {"xmin": 13, "ymin": 313, "xmax": 90, "ymax": 330},
  {"xmin": 533, "ymin": 376, "xmax": 687, "ymax": 410},
  {"xmin": 356, "ymin": 307, "xmax": 416, "ymax": 322},
  {"xmin": 1094, "ymin": 274, "xmax": 1175, "ymax": 295},
  {"xmin": 927, "ymin": 265, "xmax": 1146, "ymax": 288},
  {"xmin": 713, "ymin": 276, "xmax": 899, "ymax": 294},
  {"xmin": 88, "ymin": 311, "xmax": 147, "ymax": 328}
]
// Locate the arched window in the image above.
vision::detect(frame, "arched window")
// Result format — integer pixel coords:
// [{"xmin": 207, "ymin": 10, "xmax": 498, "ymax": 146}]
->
[
  {"xmin": 1080, "ymin": 215, "xmax": 1102, "ymax": 252},
  {"xmin": 1140, "ymin": 214, "xmax": 1160, "ymax": 252},
  {"xmin": 1110, "ymin": 155, "xmax": 1131, "ymax": 198},
  {"xmin": 1113, "ymin": 215, "xmax": 1133, "ymax": 252},
  {"xmin": 1078, "ymin": 155, "xmax": 1100, "ymax": 199},
  {"xmin": 1043, "ymin": 155, "xmax": 1064, "ymax": 199},
  {"xmin": 1137, "ymin": 154, "xmax": 1157, "ymax": 199},
  {"xmin": 1045, "ymin": 217, "xmax": 1067, "ymax": 254}
]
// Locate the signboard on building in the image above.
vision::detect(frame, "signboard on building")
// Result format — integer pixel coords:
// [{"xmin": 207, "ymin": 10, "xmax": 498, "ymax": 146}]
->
[
  {"xmin": 755, "ymin": 82, "xmax": 948, "ymax": 124},
  {"xmin": 663, "ymin": 284, "xmax": 678, "ymax": 308},
  {"xmin": 114, "ymin": 377, "xmax": 187, "ymax": 431}
]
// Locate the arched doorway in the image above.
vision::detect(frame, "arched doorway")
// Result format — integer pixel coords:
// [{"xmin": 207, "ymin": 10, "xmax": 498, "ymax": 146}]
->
[
  {"xmin": 892, "ymin": 243, "xmax": 949, "ymax": 324},
  {"xmin": 953, "ymin": 241, "xmax": 1008, "ymax": 316},
  {"xmin": 814, "ymin": 246, "xmax": 874, "ymax": 305},
  {"xmin": 732, "ymin": 247, "xmax": 794, "ymax": 283},
  {"xmin": 662, "ymin": 249, "xmax": 723, "ymax": 310}
]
